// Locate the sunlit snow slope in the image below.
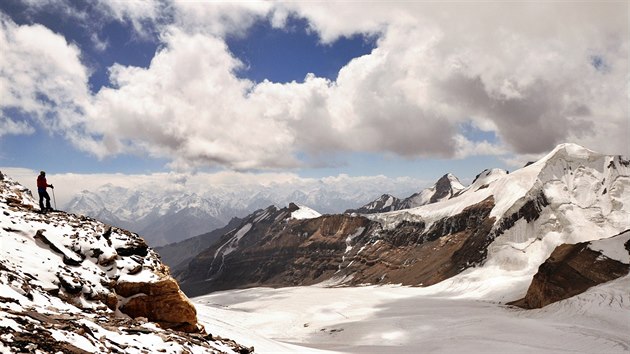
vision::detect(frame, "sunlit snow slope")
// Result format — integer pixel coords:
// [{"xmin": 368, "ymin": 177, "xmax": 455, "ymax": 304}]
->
[{"xmin": 194, "ymin": 277, "xmax": 630, "ymax": 354}]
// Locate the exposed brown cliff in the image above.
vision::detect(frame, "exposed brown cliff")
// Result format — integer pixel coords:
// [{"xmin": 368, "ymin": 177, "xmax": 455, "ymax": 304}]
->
[
  {"xmin": 509, "ymin": 231, "xmax": 630, "ymax": 309},
  {"xmin": 179, "ymin": 197, "xmax": 496, "ymax": 296}
]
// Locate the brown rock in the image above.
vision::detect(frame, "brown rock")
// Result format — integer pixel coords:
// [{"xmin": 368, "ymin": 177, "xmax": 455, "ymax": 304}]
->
[
  {"xmin": 509, "ymin": 235, "xmax": 630, "ymax": 309},
  {"xmin": 116, "ymin": 277, "xmax": 199, "ymax": 332},
  {"xmin": 180, "ymin": 197, "xmax": 497, "ymax": 295}
]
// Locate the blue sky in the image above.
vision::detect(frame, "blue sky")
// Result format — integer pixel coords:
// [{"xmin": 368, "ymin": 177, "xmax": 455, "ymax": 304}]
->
[{"xmin": 0, "ymin": 1, "xmax": 627, "ymax": 199}]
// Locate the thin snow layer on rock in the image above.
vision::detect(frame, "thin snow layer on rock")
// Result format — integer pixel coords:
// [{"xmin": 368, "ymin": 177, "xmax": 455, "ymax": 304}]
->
[
  {"xmin": 215, "ymin": 223, "xmax": 252, "ymax": 258},
  {"xmin": 194, "ymin": 278, "xmax": 630, "ymax": 354},
  {"xmin": 0, "ymin": 175, "xmax": 246, "ymax": 353},
  {"xmin": 445, "ymin": 173, "xmax": 465, "ymax": 191},
  {"xmin": 0, "ymin": 180, "xmax": 161, "ymax": 308},
  {"xmin": 291, "ymin": 205, "xmax": 322, "ymax": 220}
]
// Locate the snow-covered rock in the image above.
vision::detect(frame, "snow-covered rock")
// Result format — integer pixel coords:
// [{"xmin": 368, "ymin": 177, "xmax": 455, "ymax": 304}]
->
[
  {"xmin": 365, "ymin": 143, "xmax": 630, "ymax": 300},
  {"xmin": 0, "ymin": 176, "xmax": 250, "ymax": 353},
  {"xmin": 290, "ymin": 203, "xmax": 322, "ymax": 220},
  {"xmin": 345, "ymin": 194, "xmax": 401, "ymax": 214}
]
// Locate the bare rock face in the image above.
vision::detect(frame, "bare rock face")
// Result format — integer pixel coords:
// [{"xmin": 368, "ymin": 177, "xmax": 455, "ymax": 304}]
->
[
  {"xmin": 180, "ymin": 207, "xmax": 374, "ymax": 295},
  {"xmin": 345, "ymin": 196, "xmax": 495, "ymax": 287},
  {"xmin": 179, "ymin": 197, "xmax": 496, "ymax": 296},
  {"xmin": 116, "ymin": 276, "xmax": 198, "ymax": 332},
  {"xmin": 510, "ymin": 232, "xmax": 630, "ymax": 309}
]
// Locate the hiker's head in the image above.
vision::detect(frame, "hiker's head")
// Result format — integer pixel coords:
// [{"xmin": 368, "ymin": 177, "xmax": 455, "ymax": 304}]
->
[{"xmin": 40, "ymin": 171, "xmax": 45, "ymax": 176}]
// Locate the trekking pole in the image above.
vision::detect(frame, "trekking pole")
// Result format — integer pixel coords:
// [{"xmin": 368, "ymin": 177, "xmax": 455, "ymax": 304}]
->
[{"xmin": 52, "ymin": 188, "xmax": 57, "ymax": 211}]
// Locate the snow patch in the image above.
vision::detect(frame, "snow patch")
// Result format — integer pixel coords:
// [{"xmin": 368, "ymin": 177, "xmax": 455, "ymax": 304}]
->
[
  {"xmin": 589, "ymin": 231, "xmax": 630, "ymax": 264},
  {"xmin": 291, "ymin": 205, "xmax": 322, "ymax": 220}
]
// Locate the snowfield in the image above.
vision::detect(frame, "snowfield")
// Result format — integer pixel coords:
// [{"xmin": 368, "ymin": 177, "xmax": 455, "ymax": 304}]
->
[
  {"xmin": 195, "ymin": 278, "xmax": 630, "ymax": 354},
  {"xmin": 191, "ymin": 144, "xmax": 630, "ymax": 353}
]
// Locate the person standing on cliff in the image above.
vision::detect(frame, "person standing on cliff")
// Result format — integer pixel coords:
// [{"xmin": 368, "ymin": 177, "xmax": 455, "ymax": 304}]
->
[{"xmin": 37, "ymin": 171, "xmax": 54, "ymax": 213}]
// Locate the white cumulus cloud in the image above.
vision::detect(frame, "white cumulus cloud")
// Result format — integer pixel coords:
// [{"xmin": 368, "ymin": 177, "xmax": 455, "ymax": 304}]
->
[
  {"xmin": 0, "ymin": 15, "xmax": 91, "ymax": 141},
  {"xmin": 0, "ymin": 1, "xmax": 627, "ymax": 171}
]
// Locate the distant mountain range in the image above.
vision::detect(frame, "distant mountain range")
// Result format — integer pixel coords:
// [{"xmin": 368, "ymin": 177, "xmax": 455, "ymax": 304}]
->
[
  {"xmin": 174, "ymin": 144, "xmax": 630, "ymax": 310},
  {"xmin": 158, "ymin": 172, "xmax": 472, "ymax": 273},
  {"xmin": 65, "ymin": 176, "xmax": 430, "ymax": 246},
  {"xmin": 345, "ymin": 173, "xmax": 467, "ymax": 214}
]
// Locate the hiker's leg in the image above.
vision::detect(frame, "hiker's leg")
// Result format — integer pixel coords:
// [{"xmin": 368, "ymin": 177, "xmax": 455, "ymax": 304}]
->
[
  {"xmin": 44, "ymin": 191, "xmax": 51, "ymax": 210},
  {"xmin": 38, "ymin": 192, "xmax": 45, "ymax": 211}
]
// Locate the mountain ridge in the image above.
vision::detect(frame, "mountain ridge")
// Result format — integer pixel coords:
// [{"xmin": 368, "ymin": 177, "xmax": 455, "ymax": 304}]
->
[
  {"xmin": 346, "ymin": 173, "xmax": 466, "ymax": 214},
  {"xmin": 176, "ymin": 143, "xmax": 630, "ymax": 307},
  {"xmin": 66, "ymin": 176, "xmax": 427, "ymax": 246}
]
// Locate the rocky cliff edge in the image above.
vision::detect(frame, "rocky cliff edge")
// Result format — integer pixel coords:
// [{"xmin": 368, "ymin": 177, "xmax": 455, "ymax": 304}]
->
[{"xmin": 0, "ymin": 175, "xmax": 251, "ymax": 353}]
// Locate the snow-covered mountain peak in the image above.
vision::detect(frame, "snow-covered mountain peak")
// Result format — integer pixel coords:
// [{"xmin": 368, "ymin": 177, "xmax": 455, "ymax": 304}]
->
[
  {"xmin": 345, "ymin": 173, "xmax": 467, "ymax": 215},
  {"xmin": 548, "ymin": 142, "xmax": 598, "ymax": 158},
  {"xmin": 361, "ymin": 144, "xmax": 630, "ymax": 301},
  {"xmin": 434, "ymin": 173, "xmax": 465, "ymax": 196},
  {"xmin": 177, "ymin": 144, "xmax": 629, "ymax": 315},
  {"xmin": 396, "ymin": 173, "xmax": 464, "ymax": 210},
  {"xmin": 443, "ymin": 173, "xmax": 465, "ymax": 189},
  {"xmin": 471, "ymin": 168, "xmax": 508, "ymax": 185},
  {"xmin": 529, "ymin": 143, "xmax": 602, "ymax": 169}
]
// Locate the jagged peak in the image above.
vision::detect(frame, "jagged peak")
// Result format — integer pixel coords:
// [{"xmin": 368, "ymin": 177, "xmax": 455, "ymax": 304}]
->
[{"xmin": 437, "ymin": 173, "xmax": 465, "ymax": 191}]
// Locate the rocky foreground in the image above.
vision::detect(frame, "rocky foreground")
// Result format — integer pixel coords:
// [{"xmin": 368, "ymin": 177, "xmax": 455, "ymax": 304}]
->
[{"xmin": 0, "ymin": 176, "xmax": 251, "ymax": 353}]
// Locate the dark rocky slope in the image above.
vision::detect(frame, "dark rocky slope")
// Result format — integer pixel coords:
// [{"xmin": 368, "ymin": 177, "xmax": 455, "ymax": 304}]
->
[{"xmin": 179, "ymin": 197, "xmax": 498, "ymax": 296}]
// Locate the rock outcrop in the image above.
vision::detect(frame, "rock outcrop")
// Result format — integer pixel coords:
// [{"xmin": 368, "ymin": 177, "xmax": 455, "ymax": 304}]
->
[
  {"xmin": 116, "ymin": 275, "xmax": 199, "ymax": 332},
  {"xmin": 509, "ymin": 230, "xmax": 630, "ymax": 308},
  {"xmin": 0, "ymin": 175, "xmax": 250, "ymax": 353}
]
